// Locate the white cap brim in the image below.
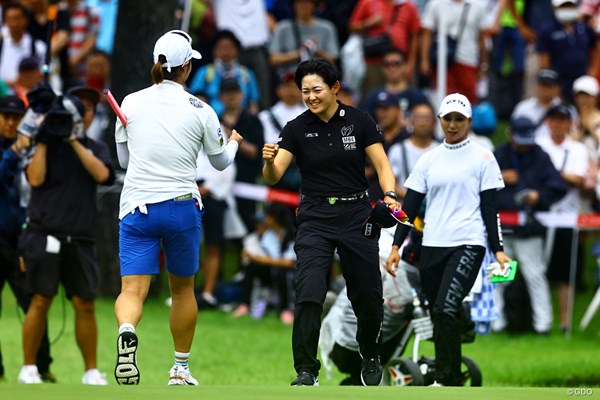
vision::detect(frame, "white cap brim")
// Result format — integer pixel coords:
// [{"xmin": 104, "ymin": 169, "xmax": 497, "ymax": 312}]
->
[{"xmin": 191, "ymin": 49, "xmax": 202, "ymax": 60}]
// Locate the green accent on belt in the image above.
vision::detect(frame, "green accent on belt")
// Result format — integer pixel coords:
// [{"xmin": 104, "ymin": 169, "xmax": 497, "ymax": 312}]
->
[
  {"xmin": 328, "ymin": 197, "xmax": 337, "ymax": 205},
  {"xmin": 174, "ymin": 193, "xmax": 193, "ymax": 201}
]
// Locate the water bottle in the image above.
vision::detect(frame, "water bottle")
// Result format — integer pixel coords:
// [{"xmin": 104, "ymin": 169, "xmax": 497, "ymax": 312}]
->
[{"xmin": 411, "ymin": 288, "xmax": 425, "ymax": 319}]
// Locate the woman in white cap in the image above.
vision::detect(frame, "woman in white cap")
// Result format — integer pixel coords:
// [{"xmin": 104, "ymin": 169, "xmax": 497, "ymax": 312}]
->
[
  {"xmin": 385, "ymin": 93, "xmax": 510, "ymax": 386},
  {"xmin": 112, "ymin": 30, "xmax": 243, "ymax": 386}
]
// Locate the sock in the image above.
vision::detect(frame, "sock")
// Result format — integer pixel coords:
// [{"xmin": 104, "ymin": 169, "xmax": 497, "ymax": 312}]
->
[
  {"xmin": 174, "ymin": 351, "xmax": 190, "ymax": 370},
  {"xmin": 118, "ymin": 323, "xmax": 135, "ymax": 335}
]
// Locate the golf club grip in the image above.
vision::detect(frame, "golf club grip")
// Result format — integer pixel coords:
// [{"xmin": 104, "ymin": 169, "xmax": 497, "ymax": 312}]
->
[{"xmin": 103, "ymin": 89, "xmax": 127, "ymax": 127}]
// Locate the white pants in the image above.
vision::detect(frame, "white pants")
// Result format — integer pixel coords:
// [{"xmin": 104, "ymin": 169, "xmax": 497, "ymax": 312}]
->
[{"xmin": 494, "ymin": 235, "xmax": 553, "ymax": 333}]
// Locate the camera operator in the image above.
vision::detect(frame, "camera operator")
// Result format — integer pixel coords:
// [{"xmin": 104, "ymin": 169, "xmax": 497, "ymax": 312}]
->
[
  {"xmin": 17, "ymin": 85, "xmax": 115, "ymax": 385},
  {"xmin": 0, "ymin": 95, "xmax": 56, "ymax": 382}
]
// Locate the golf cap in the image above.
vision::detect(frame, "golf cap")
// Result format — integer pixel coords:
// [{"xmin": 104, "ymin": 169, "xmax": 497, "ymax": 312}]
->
[
  {"xmin": 374, "ymin": 91, "xmax": 400, "ymax": 108},
  {"xmin": 153, "ymin": 30, "xmax": 201, "ymax": 72},
  {"xmin": 573, "ymin": 75, "xmax": 599, "ymax": 97},
  {"xmin": 0, "ymin": 95, "xmax": 26, "ymax": 115},
  {"xmin": 67, "ymin": 86, "xmax": 101, "ymax": 107},
  {"xmin": 545, "ymin": 103, "xmax": 572, "ymax": 120},
  {"xmin": 537, "ymin": 69, "xmax": 560, "ymax": 85},
  {"xmin": 438, "ymin": 93, "xmax": 472, "ymax": 118},
  {"xmin": 510, "ymin": 117, "xmax": 537, "ymax": 145},
  {"xmin": 219, "ymin": 77, "xmax": 241, "ymax": 93}
]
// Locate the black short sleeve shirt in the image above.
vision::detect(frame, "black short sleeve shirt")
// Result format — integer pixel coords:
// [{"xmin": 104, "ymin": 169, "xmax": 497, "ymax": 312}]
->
[
  {"xmin": 278, "ymin": 101, "xmax": 384, "ymax": 196},
  {"xmin": 26, "ymin": 137, "xmax": 115, "ymax": 241}
]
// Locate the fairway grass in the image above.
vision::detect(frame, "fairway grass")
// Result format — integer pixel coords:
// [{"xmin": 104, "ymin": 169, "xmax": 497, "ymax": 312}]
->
[{"xmin": 0, "ymin": 384, "xmax": 576, "ymax": 400}]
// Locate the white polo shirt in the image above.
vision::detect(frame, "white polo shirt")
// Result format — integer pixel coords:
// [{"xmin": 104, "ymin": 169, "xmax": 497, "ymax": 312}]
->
[
  {"xmin": 420, "ymin": 0, "xmax": 489, "ymax": 67},
  {"xmin": 536, "ymin": 136, "xmax": 588, "ymax": 213},
  {"xmin": 115, "ymin": 80, "xmax": 225, "ymax": 219},
  {"xmin": 405, "ymin": 138, "xmax": 504, "ymax": 247}
]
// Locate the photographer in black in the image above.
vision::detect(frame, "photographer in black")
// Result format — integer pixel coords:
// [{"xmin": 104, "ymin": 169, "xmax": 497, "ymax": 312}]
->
[{"xmin": 17, "ymin": 85, "xmax": 115, "ymax": 385}]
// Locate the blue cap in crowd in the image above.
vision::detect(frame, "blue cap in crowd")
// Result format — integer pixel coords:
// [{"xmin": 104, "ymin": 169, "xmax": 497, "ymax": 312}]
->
[
  {"xmin": 374, "ymin": 91, "xmax": 399, "ymax": 108},
  {"xmin": 510, "ymin": 117, "xmax": 537, "ymax": 145}
]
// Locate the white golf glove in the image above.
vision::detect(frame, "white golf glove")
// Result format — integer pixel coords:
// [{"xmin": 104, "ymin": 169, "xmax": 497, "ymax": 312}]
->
[{"xmin": 486, "ymin": 262, "xmax": 511, "ymax": 279}]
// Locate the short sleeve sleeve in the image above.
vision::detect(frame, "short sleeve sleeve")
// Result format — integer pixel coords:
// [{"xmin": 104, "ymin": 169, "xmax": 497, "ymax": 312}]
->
[{"xmin": 201, "ymin": 108, "xmax": 226, "ymax": 156}]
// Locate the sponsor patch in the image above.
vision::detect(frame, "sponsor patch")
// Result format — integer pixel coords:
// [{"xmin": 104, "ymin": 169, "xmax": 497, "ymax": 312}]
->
[
  {"xmin": 304, "ymin": 132, "xmax": 319, "ymax": 138},
  {"xmin": 342, "ymin": 136, "xmax": 356, "ymax": 144},
  {"xmin": 344, "ymin": 143, "xmax": 357, "ymax": 150},
  {"xmin": 341, "ymin": 124, "xmax": 354, "ymax": 136},
  {"xmin": 189, "ymin": 97, "xmax": 203, "ymax": 109},
  {"xmin": 217, "ymin": 127, "xmax": 224, "ymax": 145}
]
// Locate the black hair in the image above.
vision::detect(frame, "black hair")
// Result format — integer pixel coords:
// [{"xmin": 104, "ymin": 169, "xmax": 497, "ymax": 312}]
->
[
  {"xmin": 410, "ymin": 101, "xmax": 435, "ymax": 116},
  {"xmin": 212, "ymin": 29, "xmax": 242, "ymax": 50},
  {"xmin": 294, "ymin": 58, "xmax": 340, "ymax": 90},
  {"xmin": 383, "ymin": 47, "xmax": 407, "ymax": 62},
  {"xmin": 3, "ymin": 1, "xmax": 29, "ymax": 22}
]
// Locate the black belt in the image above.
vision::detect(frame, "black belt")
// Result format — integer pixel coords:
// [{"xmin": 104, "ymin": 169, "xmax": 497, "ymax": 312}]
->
[{"xmin": 301, "ymin": 190, "xmax": 369, "ymax": 205}]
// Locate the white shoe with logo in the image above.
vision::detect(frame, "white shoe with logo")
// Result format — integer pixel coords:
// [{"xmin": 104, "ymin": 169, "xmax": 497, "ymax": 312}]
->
[{"xmin": 168, "ymin": 365, "xmax": 199, "ymax": 386}]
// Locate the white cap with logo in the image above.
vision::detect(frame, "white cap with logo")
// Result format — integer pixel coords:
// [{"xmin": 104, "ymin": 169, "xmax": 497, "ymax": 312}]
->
[
  {"xmin": 573, "ymin": 75, "xmax": 599, "ymax": 97},
  {"xmin": 438, "ymin": 93, "xmax": 472, "ymax": 118},
  {"xmin": 153, "ymin": 30, "xmax": 202, "ymax": 72}
]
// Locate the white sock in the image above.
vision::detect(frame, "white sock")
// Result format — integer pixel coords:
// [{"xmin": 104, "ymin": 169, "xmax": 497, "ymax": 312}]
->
[
  {"xmin": 118, "ymin": 322, "xmax": 135, "ymax": 334},
  {"xmin": 174, "ymin": 351, "xmax": 190, "ymax": 370}
]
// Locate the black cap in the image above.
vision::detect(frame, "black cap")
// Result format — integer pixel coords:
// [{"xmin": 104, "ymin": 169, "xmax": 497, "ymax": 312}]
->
[
  {"xmin": 545, "ymin": 103, "xmax": 572, "ymax": 120},
  {"xmin": 219, "ymin": 77, "xmax": 241, "ymax": 93},
  {"xmin": 374, "ymin": 91, "xmax": 399, "ymax": 108},
  {"xmin": 537, "ymin": 69, "xmax": 560, "ymax": 85},
  {"xmin": 0, "ymin": 95, "xmax": 26, "ymax": 115},
  {"xmin": 18, "ymin": 56, "xmax": 39, "ymax": 72},
  {"xmin": 510, "ymin": 117, "xmax": 537, "ymax": 145},
  {"xmin": 67, "ymin": 86, "xmax": 101, "ymax": 107}
]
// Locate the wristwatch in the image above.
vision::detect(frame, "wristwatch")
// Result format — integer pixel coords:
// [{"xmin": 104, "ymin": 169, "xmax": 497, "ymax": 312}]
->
[{"xmin": 384, "ymin": 191, "xmax": 398, "ymax": 200}]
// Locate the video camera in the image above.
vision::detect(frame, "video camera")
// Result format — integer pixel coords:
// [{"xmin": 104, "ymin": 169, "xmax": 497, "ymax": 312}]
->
[{"xmin": 17, "ymin": 84, "xmax": 85, "ymax": 143}]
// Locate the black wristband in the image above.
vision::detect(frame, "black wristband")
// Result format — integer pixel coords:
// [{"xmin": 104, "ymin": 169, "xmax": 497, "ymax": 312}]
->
[{"xmin": 384, "ymin": 191, "xmax": 397, "ymax": 200}]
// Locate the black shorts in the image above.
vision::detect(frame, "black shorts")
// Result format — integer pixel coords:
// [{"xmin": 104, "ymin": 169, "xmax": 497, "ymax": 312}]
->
[
  {"xmin": 18, "ymin": 230, "xmax": 99, "ymax": 300},
  {"xmin": 202, "ymin": 196, "xmax": 227, "ymax": 244}
]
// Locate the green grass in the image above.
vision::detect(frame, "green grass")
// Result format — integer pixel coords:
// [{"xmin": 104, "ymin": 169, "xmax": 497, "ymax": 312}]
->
[{"xmin": 1, "ymin": 254, "xmax": 600, "ymax": 398}]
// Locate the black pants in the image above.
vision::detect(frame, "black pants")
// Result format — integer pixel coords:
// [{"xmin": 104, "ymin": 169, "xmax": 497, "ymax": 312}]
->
[
  {"xmin": 292, "ymin": 199, "xmax": 383, "ymax": 377},
  {"xmin": 0, "ymin": 242, "xmax": 52, "ymax": 375},
  {"xmin": 419, "ymin": 245, "xmax": 485, "ymax": 386}
]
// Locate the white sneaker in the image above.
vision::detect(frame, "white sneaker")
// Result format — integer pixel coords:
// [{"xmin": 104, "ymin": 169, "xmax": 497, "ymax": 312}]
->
[
  {"xmin": 18, "ymin": 365, "xmax": 42, "ymax": 384},
  {"xmin": 168, "ymin": 365, "xmax": 198, "ymax": 386},
  {"xmin": 82, "ymin": 368, "xmax": 108, "ymax": 385}
]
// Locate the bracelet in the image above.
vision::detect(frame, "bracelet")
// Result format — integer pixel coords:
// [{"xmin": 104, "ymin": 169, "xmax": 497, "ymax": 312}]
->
[{"xmin": 384, "ymin": 191, "xmax": 398, "ymax": 200}]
